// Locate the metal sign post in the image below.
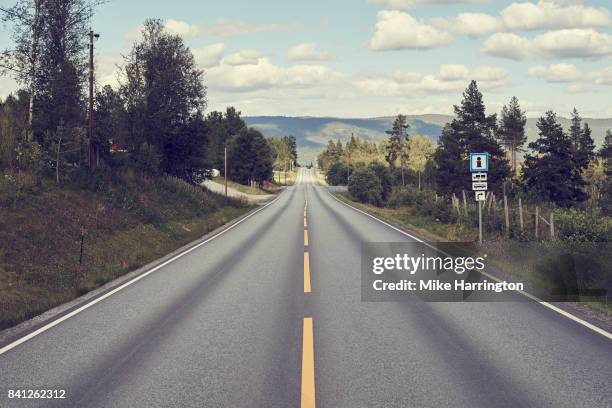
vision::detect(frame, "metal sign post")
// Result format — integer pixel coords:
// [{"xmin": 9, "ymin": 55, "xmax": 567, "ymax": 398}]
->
[
  {"xmin": 478, "ymin": 201, "xmax": 483, "ymax": 245},
  {"xmin": 470, "ymin": 153, "xmax": 489, "ymax": 245}
]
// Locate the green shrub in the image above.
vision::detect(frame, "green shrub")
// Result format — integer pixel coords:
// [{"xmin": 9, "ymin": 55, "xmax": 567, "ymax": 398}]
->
[
  {"xmin": 368, "ymin": 162, "xmax": 392, "ymax": 201},
  {"xmin": 387, "ymin": 187, "xmax": 457, "ymax": 224},
  {"xmin": 0, "ymin": 174, "xmax": 42, "ymax": 210},
  {"xmin": 554, "ymin": 209, "xmax": 612, "ymax": 242},
  {"xmin": 326, "ymin": 162, "xmax": 349, "ymax": 186},
  {"xmin": 348, "ymin": 167, "xmax": 382, "ymax": 206},
  {"xmin": 387, "ymin": 187, "xmax": 420, "ymax": 207}
]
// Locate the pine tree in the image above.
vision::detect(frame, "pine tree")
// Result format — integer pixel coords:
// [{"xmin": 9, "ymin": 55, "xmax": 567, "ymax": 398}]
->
[
  {"xmin": 569, "ymin": 108, "xmax": 582, "ymax": 150},
  {"xmin": 385, "ymin": 114, "xmax": 410, "ymax": 186},
  {"xmin": 522, "ymin": 111, "xmax": 586, "ymax": 207},
  {"xmin": 434, "ymin": 81, "xmax": 510, "ymax": 195},
  {"xmin": 568, "ymin": 108, "xmax": 595, "ymax": 171},
  {"xmin": 576, "ymin": 122, "xmax": 595, "ymax": 171},
  {"xmin": 496, "ymin": 96, "xmax": 526, "ymax": 175}
]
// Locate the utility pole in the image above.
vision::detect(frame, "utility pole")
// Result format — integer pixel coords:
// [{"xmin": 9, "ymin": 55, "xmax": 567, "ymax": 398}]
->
[
  {"xmin": 224, "ymin": 145, "xmax": 228, "ymax": 197},
  {"xmin": 88, "ymin": 30, "xmax": 100, "ymax": 169}
]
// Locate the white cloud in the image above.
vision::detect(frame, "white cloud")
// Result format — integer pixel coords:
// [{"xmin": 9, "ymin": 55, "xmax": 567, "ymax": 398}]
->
[
  {"xmin": 0, "ymin": 75, "xmax": 19, "ymax": 100},
  {"xmin": 96, "ymin": 54, "xmax": 123, "ymax": 88},
  {"xmin": 368, "ymin": 0, "xmax": 487, "ymax": 11},
  {"xmin": 369, "ymin": 11, "xmax": 453, "ymax": 51},
  {"xmin": 431, "ymin": 13, "xmax": 501, "ymax": 38},
  {"xmin": 288, "ymin": 43, "xmax": 332, "ymax": 61},
  {"xmin": 124, "ymin": 19, "xmax": 295, "ymax": 43},
  {"xmin": 528, "ymin": 63, "xmax": 582, "ymax": 82},
  {"xmin": 481, "ymin": 32, "xmax": 534, "ymax": 60},
  {"xmin": 438, "ymin": 64, "xmax": 469, "ymax": 81},
  {"xmin": 203, "ymin": 20, "xmax": 296, "ymax": 36},
  {"xmin": 472, "ymin": 66, "xmax": 509, "ymax": 85},
  {"xmin": 430, "ymin": 1, "xmax": 611, "ymax": 38},
  {"xmin": 192, "ymin": 43, "xmax": 225, "ymax": 68},
  {"xmin": 393, "ymin": 70, "xmax": 423, "ymax": 83},
  {"xmin": 164, "ymin": 19, "xmax": 202, "ymax": 39},
  {"xmin": 355, "ymin": 64, "xmax": 507, "ymax": 96},
  {"xmin": 207, "ymin": 57, "xmax": 341, "ymax": 91},
  {"xmin": 534, "ymin": 29, "xmax": 612, "ymax": 59},
  {"xmin": 482, "ymin": 29, "xmax": 612, "ymax": 60},
  {"xmin": 124, "ymin": 25, "xmax": 144, "ymax": 45},
  {"xmin": 224, "ymin": 50, "xmax": 263, "ymax": 66},
  {"xmin": 528, "ymin": 64, "xmax": 612, "ymax": 90},
  {"xmin": 500, "ymin": 1, "xmax": 610, "ymax": 31}
]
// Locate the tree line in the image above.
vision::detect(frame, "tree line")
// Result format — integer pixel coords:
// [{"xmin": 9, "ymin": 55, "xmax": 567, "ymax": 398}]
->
[
  {"xmin": 319, "ymin": 80, "xmax": 611, "ymax": 214},
  {"xmin": 0, "ymin": 3, "xmax": 296, "ymax": 188}
]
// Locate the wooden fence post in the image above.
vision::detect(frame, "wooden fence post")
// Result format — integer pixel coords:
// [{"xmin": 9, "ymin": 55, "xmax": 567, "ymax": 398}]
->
[
  {"xmin": 503, "ymin": 194, "xmax": 510, "ymax": 234},
  {"xmin": 453, "ymin": 194, "xmax": 461, "ymax": 216},
  {"xmin": 518, "ymin": 197, "xmax": 524, "ymax": 232},
  {"xmin": 535, "ymin": 206, "xmax": 539, "ymax": 240},
  {"xmin": 492, "ymin": 194, "xmax": 497, "ymax": 222},
  {"xmin": 550, "ymin": 212, "xmax": 555, "ymax": 238}
]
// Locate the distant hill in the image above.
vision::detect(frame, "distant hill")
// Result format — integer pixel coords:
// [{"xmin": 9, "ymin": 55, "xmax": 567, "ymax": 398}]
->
[{"xmin": 244, "ymin": 115, "xmax": 612, "ymax": 165}]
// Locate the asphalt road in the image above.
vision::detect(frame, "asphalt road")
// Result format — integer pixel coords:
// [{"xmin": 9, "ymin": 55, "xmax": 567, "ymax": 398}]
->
[{"xmin": 1, "ymin": 169, "xmax": 611, "ymax": 407}]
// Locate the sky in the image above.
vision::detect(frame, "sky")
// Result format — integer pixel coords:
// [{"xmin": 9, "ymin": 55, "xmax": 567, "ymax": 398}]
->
[{"xmin": 1, "ymin": 0, "xmax": 611, "ymax": 118}]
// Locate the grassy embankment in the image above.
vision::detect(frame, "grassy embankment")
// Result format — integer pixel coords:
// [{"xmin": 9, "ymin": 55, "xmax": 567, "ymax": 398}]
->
[
  {"xmin": 336, "ymin": 192, "xmax": 471, "ymax": 242},
  {"xmin": 211, "ymin": 177, "xmax": 276, "ymax": 195},
  {"xmin": 335, "ymin": 192, "xmax": 611, "ymax": 316},
  {"xmin": 0, "ymin": 171, "xmax": 253, "ymax": 330}
]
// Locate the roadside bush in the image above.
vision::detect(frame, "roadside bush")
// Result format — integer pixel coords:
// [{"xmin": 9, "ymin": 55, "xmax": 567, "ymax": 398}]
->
[
  {"xmin": 387, "ymin": 186, "xmax": 457, "ymax": 223},
  {"xmin": 416, "ymin": 194, "xmax": 457, "ymax": 224},
  {"xmin": 348, "ymin": 167, "xmax": 382, "ymax": 206},
  {"xmin": 554, "ymin": 209, "xmax": 612, "ymax": 242},
  {"xmin": 0, "ymin": 173, "xmax": 42, "ymax": 210},
  {"xmin": 368, "ymin": 162, "xmax": 392, "ymax": 202},
  {"xmin": 387, "ymin": 187, "xmax": 421, "ymax": 208},
  {"xmin": 326, "ymin": 162, "xmax": 349, "ymax": 186}
]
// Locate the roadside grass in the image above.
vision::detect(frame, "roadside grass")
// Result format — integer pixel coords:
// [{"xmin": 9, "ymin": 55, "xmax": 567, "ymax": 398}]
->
[
  {"xmin": 212, "ymin": 177, "xmax": 271, "ymax": 195},
  {"xmin": 335, "ymin": 192, "xmax": 611, "ymax": 317},
  {"xmin": 316, "ymin": 171, "xmax": 328, "ymax": 186},
  {"xmin": 336, "ymin": 192, "xmax": 473, "ymax": 242},
  {"xmin": 0, "ymin": 173, "xmax": 253, "ymax": 330},
  {"xmin": 272, "ymin": 170, "xmax": 296, "ymax": 186}
]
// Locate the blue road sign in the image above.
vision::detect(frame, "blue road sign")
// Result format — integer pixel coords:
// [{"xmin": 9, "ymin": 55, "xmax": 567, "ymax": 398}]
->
[{"xmin": 469, "ymin": 153, "xmax": 489, "ymax": 172}]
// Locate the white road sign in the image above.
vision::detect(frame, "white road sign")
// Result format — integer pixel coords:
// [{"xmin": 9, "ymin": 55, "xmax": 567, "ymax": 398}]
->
[
  {"xmin": 475, "ymin": 191, "xmax": 486, "ymax": 201},
  {"xmin": 472, "ymin": 172, "xmax": 487, "ymax": 182},
  {"xmin": 472, "ymin": 182, "xmax": 488, "ymax": 191}
]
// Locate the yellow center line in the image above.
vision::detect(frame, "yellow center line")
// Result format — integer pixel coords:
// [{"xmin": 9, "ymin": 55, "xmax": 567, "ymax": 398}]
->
[
  {"xmin": 304, "ymin": 252, "xmax": 311, "ymax": 293},
  {"xmin": 304, "ymin": 229, "xmax": 309, "ymax": 246},
  {"xmin": 301, "ymin": 317, "xmax": 316, "ymax": 408}
]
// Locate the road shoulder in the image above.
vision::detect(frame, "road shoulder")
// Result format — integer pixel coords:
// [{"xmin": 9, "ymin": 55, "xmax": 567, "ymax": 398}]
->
[{"xmin": 328, "ymin": 189, "xmax": 612, "ymax": 337}]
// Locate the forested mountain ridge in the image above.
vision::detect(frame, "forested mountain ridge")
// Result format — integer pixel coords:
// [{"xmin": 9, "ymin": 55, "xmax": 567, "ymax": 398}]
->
[{"xmin": 245, "ymin": 115, "xmax": 612, "ymax": 164}]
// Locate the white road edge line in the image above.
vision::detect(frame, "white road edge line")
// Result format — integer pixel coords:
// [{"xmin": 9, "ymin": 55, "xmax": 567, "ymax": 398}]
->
[
  {"xmin": 326, "ymin": 190, "xmax": 612, "ymax": 340},
  {"xmin": 0, "ymin": 193, "xmax": 284, "ymax": 355}
]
